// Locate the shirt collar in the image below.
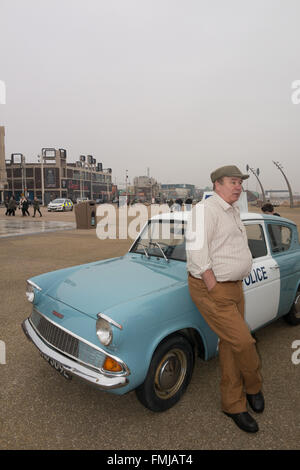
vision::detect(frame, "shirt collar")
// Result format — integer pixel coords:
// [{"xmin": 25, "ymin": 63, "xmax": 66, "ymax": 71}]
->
[{"xmin": 213, "ymin": 192, "xmax": 240, "ymax": 213}]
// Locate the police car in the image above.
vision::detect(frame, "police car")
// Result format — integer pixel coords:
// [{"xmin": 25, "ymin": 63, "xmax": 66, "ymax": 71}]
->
[
  {"xmin": 47, "ymin": 198, "xmax": 73, "ymax": 212},
  {"xmin": 22, "ymin": 210, "xmax": 300, "ymax": 412}
]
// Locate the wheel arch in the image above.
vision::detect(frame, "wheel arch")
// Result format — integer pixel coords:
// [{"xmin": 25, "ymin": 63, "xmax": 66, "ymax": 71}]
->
[
  {"xmin": 283, "ymin": 281, "xmax": 300, "ymax": 315},
  {"xmin": 151, "ymin": 327, "xmax": 207, "ymax": 364},
  {"xmin": 284, "ymin": 282, "xmax": 300, "ymax": 326}
]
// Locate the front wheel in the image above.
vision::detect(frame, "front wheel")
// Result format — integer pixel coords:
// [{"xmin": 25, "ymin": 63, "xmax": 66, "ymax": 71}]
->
[
  {"xmin": 284, "ymin": 289, "xmax": 300, "ymax": 325},
  {"xmin": 135, "ymin": 335, "xmax": 194, "ymax": 412}
]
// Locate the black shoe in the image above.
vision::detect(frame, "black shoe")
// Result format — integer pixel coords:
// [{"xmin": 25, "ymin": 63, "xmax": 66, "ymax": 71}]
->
[
  {"xmin": 223, "ymin": 411, "xmax": 259, "ymax": 433},
  {"xmin": 247, "ymin": 391, "xmax": 265, "ymax": 413}
]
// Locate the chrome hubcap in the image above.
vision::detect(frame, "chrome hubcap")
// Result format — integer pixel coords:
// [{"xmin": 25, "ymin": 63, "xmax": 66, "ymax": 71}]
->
[{"xmin": 154, "ymin": 349, "xmax": 187, "ymax": 399}]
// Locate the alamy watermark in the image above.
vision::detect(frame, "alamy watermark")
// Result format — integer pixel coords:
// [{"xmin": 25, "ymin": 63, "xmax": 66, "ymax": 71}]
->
[
  {"xmin": 0, "ymin": 80, "xmax": 6, "ymax": 104},
  {"xmin": 291, "ymin": 340, "xmax": 300, "ymax": 365},
  {"xmin": 0, "ymin": 340, "xmax": 6, "ymax": 364},
  {"xmin": 291, "ymin": 80, "xmax": 300, "ymax": 104},
  {"xmin": 96, "ymin": 198, "xmax": 204, "ymax": 250}
]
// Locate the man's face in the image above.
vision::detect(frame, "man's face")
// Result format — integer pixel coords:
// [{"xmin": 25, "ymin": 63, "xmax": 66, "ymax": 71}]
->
[{"xmin": 215, "ymin": 176, "xmax": 243, "ymax": 205}]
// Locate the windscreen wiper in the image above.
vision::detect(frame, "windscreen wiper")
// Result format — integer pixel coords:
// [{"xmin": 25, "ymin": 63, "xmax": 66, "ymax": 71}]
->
[
  {"xmin": 149, "ymin": 241, "xmax": 169, "ymax": 262},
  {"xmin": 136, "ymin": 241, "xmax": 150, "ymax": 258}
]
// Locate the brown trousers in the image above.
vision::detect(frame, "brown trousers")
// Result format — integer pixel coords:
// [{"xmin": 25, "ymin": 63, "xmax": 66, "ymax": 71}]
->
[{"xmin": 188, "ymin": 275, "xmax": 262, "ymax": 413}]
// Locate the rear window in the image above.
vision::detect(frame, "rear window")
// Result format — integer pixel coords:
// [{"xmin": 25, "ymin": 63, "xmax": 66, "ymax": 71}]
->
[{"xmin": 267, "ymin": 224, "xmax": 292, "ymax": 253}]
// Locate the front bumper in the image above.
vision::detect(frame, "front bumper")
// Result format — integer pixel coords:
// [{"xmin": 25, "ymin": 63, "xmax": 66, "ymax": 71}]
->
[
  {"xmin": 22, "ymin": 318, "xmax": 128, "ymax": 390},
  {"xmin": 48, "ymin": 206, "xmax": 63, "ymax": 211}
]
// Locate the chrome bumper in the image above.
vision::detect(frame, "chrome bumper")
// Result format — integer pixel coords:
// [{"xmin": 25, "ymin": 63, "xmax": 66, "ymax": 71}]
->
[{"xmin": 22, "ymin": 318, "xmax": 128, "ymax": 390}]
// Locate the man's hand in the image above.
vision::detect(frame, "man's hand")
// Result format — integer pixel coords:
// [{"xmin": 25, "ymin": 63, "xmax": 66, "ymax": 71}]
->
[{"xmin": 202, "ymin": 269, "xmax": 217, "ymax": 292}]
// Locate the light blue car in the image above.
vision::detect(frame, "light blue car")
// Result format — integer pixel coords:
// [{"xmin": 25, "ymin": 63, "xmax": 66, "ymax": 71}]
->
[{"xmin": 22, "ymin": 211, "xmax": 300, "ymax": 412}]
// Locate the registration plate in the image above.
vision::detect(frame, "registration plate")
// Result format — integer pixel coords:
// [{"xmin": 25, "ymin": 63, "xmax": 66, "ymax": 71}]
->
[{"xmin": 41, "ymin": 353, "xmax": 72, "ymax": 380}]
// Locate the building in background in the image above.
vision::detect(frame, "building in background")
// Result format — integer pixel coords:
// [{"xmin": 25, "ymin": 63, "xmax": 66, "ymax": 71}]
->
[
  {"xmin": 132, "ymin": 175, "xmax": 160, "ymax": 202},
  {"xmin": 160, "ymin": 183, "xmax": 196, "ymax": 201},
  {"xmin": 5, "ymin": 148, "xmax": 114, "ymax": 204}
]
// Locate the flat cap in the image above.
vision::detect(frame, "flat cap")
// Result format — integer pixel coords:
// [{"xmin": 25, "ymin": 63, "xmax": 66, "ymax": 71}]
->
[{"xmin": 210, "ymin": 165, "xmax": 249, "ymax": 183}]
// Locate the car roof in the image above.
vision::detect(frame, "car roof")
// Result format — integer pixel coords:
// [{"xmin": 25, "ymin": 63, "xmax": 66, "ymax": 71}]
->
[
  {"xmin": 241, "ymin": 212, "xmax": 296, "ymax": 226},
  {"xmin": 52, "ymin": 198, "xmax": 70, "ymax": 202}
]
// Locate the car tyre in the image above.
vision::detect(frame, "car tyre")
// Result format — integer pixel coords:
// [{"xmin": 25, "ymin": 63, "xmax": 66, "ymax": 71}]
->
[
  {"xmin": 284, "ymin": 288, "xmax": 300, "ymax": 325},
  {"xmin": 135, "ymin": 335, "xmax": 194, "ymax": 412}
]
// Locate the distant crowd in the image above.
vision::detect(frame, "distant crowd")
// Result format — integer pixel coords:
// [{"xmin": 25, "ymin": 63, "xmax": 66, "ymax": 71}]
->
[{"xmin": 4, "ymin": 195, "xmax": 42, "ymax": 217}]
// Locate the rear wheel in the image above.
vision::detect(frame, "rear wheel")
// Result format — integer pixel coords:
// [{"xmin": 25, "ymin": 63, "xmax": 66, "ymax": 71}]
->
[
  {"xmin": 135, "ymin": 335, "xmax": 194, "ymax": 412},
  {"xmin": 284, "ymin": 289, "xmax": 300, "ymax": 325}
]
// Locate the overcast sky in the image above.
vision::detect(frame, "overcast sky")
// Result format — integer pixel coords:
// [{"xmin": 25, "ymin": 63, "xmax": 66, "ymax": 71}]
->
[{"xmin": 1, "ymin": 0, "xmax": 300, "ymax": 193}]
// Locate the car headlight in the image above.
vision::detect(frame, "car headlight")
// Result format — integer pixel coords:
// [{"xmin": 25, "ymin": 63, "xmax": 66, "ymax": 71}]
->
[
  {"xmin": 96, "ymin": 317, "xmax": 113, "ymax": 346},
  {"xmin": 26, "ymin": 280, "xmax": 41, "ymax": 303}
]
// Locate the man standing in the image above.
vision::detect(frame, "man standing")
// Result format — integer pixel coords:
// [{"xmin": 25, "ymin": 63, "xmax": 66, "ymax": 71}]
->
[
  {"xmin": 261, "ymin": 203, "xmax": 280, "ymax": 217},
  {"xmin": 186, "ymin": 165, "xmax": 264, "ymax": 433}
]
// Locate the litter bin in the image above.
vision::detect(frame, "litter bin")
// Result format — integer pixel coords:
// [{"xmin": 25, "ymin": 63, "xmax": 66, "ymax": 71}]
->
[{"xmin": 75, "ymin": 200, "xmax": 97, "ymax": 229}]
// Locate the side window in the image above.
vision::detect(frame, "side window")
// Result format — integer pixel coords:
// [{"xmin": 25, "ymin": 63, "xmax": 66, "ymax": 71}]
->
[
  {"xmin": 268, "ymin": 224, "xmax": 292, "ymax": 253},
  {"xmin": 245, "ymin": 224, "xmax": 267, "ymax": 259}
]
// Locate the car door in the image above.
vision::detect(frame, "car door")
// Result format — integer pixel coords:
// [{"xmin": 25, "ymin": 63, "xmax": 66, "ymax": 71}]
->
[
  {"xmin": 243, "ymin": 220, "xmax": 280, "ymax": 331},
  {"xmin": 266, "ymin": 221, "xmax": 300, "ymax": 317}
]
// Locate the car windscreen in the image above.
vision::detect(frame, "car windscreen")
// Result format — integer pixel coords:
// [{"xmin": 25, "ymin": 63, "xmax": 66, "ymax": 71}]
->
[
  {"xmin": 130, "ymin": 219, "xmax": 186, "ymax": 262},
  {"xmin": 52, "ymin": 199, "xmax": 65, "ymax": 203}
]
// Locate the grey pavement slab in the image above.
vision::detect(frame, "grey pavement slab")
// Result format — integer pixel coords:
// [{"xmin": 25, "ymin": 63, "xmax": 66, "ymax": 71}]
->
[{"xmin": 0, "ymin": 218, "xmax": 76, "ymax": 238}]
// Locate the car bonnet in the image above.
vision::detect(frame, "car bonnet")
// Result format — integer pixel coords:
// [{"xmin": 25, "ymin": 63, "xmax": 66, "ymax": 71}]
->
[{"xmin": 39, "ymin": 255, "xmax": 183, "ymax": 318}]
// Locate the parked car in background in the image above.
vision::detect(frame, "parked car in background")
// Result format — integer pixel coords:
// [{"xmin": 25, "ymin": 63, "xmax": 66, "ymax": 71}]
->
[
  {"xmin": 22, "ymin": 211, "xmax": 300, "ymax": 412},
  {"xmin": 47, "ymin": 198, "xmax": 73, "ymax": 212}
]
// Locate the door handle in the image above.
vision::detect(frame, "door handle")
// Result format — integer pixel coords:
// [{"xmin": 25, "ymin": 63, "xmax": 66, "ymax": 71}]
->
[{"xmin": 270, "ymin": 265, "xmax": 279, "ymax": 270}]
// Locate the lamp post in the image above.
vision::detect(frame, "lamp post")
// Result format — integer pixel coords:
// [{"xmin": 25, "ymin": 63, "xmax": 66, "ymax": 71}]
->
[
  {"xmin": 246, "ymin": 165, "xmax": 266, "ymax": 203},
  {"xmin": 21, "ymin": 155, "xmax": 26, "ymax": 196},
  {"xmin": 79, "ymin": 155, "xmax": 86, "ymax": 199},
  {"xmin": 103, "ymin": 168, "xmax": 112, "ymax": 202},
  {"xmin": 272, "ymin": 161, "xmax": 294, "ymax": 208},
  {"xmin": 87, "ymin": 155, "xmax": 95, "ymax": 200},
  {"xmin": 38, "ymin": 154, "xmax": 44, "ymax": 206}
]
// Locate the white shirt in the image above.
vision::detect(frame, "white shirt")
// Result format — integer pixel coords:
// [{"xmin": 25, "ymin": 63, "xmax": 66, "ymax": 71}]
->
[{"xmin": 186, "ymin": 193, "xmax": 253, "ymax": 282}]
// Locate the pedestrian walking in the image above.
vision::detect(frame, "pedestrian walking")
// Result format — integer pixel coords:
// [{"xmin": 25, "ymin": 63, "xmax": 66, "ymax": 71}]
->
[
  {"xmin": 186, "ymin": 165, "xmax": 264, "ymax": 433},
  {"xmin": 7, "ymin": 196, "xmax": 17, "ymax": 216},
  {"xmin": 4, "ymin": 196, "xmax": 9, "ymax": 215},
  {"xmin": 32, "ymin": 197, "xmax": 42, "ymax": 217},
  {"xmin": 20, "ymin": 196, "xmax": 30, "ymax": 216},
  {"xmin": 185, "ymin": 197, "xmax": 193, "ymax": 211}
]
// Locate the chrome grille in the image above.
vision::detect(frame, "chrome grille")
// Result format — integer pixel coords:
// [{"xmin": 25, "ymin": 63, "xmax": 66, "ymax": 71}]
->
[
  {"xmin": 30, "ymin": 309, "xmax": 105, "ymax": 370},
  {"xmin": 31, "ymin": 309, "xmax": 79, "ymax": 357}
]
